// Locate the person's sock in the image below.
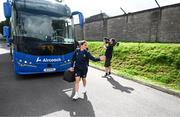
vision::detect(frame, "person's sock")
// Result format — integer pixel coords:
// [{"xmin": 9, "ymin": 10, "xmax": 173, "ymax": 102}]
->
[{"xmin": 82, "ymin": 86, "xmax": 87, "ymax": 93}]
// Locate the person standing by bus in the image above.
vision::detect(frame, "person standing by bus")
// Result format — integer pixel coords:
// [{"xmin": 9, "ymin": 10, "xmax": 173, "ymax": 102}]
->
[{"xmin": 69, "ymin": 40, "xmax": 105, "ymax": 100}]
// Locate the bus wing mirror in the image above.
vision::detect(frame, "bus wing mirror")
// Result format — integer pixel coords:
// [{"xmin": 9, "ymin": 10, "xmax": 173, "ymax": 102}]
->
[
  {"xmin": 3, "ymin": 1, "xmax": 12, "ymax": 18},
  {"xmin": 71, "ymin": 11, "xmax": 84, "ymax": 28}
]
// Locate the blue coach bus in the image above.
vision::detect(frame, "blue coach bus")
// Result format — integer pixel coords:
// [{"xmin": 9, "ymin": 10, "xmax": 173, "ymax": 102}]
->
[{"xmin": 3, "ymin": 0, "xmax": 84, "ymax": 74}]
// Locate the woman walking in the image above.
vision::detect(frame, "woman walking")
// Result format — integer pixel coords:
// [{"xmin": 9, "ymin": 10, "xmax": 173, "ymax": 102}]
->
[{"xmin": 69, "ymin": 40, "xmax": 105, "ymax": 100}]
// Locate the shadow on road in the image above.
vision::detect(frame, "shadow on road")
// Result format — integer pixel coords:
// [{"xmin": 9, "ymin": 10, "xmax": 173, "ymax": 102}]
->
[
  {"xmin": 0, "ymin": 53, "xmax": 95, "ymax": 116},
  {"xmin": 107, "ymin": 76, "xmax": 134, "ymax": 93},
  {"xmin": 59, "ymin": 91, "xmax": 95, "ymax": 117}
]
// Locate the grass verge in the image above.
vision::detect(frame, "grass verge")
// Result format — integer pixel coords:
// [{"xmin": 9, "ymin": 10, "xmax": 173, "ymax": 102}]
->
[{"xmin": 88, "ymin": 41, "xmax": 180, "ymax": 93}]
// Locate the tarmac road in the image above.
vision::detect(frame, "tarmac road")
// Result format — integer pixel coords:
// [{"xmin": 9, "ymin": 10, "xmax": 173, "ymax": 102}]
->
[{"xmin": 0, "ymin": 43, "xmax": 180, "ymax": 117}]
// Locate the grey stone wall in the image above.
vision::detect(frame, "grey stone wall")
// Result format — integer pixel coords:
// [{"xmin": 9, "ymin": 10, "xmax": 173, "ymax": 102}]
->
[
  {"xmin": 84, "ymin": 21, "xmax": 104, "ymax": 40},
  {"xmin": 74, "ymin": 24, "xmax": 83, "ymax": 41},
  {"xmin": 159, "ymin": 5, "xmax": 180, "ymax": 43},
  {"xmin": 75, "ymin": 3, "xmax": 180, "ymax": 43}
]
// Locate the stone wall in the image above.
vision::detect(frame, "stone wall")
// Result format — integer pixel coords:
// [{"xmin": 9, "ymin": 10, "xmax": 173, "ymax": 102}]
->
[{"xmin": 75, "ymin": 3, "xmax": 180, "ymax": 43}]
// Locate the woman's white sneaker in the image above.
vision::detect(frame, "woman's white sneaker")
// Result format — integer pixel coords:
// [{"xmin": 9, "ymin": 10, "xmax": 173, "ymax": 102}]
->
[{"xmin": 72, "ymin": 93, "xmax": 79, "ymax": 100}]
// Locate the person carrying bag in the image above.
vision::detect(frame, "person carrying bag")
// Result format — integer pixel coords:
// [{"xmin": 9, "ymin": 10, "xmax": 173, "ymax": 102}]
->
[{"xmin": 69, "ymin": 40, "xmax": 105, "ymax": 100}]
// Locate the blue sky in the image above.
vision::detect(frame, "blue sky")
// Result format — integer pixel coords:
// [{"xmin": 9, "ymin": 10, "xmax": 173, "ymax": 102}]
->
[{"xmin": 0, "ymin": 0, "xmax": 180, "ymax": 21}]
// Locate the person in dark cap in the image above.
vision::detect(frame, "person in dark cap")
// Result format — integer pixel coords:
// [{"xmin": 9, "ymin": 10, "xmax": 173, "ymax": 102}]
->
[
  {"xmin": 102, "ymin": 38, "xmax": 117, "ymax": 78},
  {"xmin": 69, "ymin": 40, "xmax": 105, "ymax": 100}
]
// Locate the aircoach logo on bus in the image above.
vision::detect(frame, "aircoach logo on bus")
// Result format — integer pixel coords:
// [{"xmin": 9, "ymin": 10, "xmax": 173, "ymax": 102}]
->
[{"xmin": 36, "ymin": 57, "xmax": 62, "ymax": 63}]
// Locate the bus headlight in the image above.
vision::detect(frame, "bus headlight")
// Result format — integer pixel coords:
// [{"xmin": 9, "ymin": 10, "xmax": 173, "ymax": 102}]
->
[{"xmin": 17, "ymin": 59, "xmax": 37, "ymax": 67}]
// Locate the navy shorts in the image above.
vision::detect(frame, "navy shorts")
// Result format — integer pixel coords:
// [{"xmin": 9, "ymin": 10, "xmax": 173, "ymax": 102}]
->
[
  {"xmin": 74, "ymin": 68, "xmax": 88, "ymax": 78},
  {"xmin": 104, "ymin": 57, "xmax": 112, "ymax": 67}
]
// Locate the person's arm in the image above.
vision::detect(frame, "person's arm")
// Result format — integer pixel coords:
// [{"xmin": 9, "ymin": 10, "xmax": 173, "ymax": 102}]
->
[
  {"xmin": 104, "ymin": 43, "xmax": 108, "ymax": 49},
  {"xmin": 86, "ymin": 51, "xmax": 101, "ymax": 62},
  {"xmin": 71, "ymin": 51, "xmax": 76, "ymax": 67},
  {"xmin": 104, "ymin": 45, "xmax": 107, "ymax": 49}
]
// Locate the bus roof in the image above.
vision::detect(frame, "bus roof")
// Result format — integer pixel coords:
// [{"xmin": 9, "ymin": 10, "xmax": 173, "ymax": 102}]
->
[{"xmin": 14, "ymin": 0, "xmax": 71, "ymax": 17}]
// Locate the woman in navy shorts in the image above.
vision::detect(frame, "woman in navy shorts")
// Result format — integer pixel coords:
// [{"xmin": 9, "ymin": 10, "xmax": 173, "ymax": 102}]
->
[{"xmin": 69, "ymin": 40, "xmax": 105, "ymax": 100}]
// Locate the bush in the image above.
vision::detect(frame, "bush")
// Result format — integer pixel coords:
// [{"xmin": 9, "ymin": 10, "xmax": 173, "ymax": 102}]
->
[{"xmin": 175, "ymin": 53, "xmax": 180, "ymax": 69}]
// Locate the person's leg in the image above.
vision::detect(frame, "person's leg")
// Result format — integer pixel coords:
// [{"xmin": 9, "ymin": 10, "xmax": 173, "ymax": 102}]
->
[
  {"xmin": 105, "ymin": 67, "xmax": 109, "ymax": 73},
  {"xmin": 73, "ymin": 76, "xmax": 81, "ymax": 99},
  {"xmin": 102, "ymin": 58, "xmax": 110, "ymax": 77},
  {"xmin": 74, "ymin": 76, "xmax": 81, "ymax": 92},
  {"xmin": 82, "ymin": 78, "xmax": 86, "ymax": 87},
  {"xmin": 108, "ymin": 66, "xmax": 111, "ymax": 75},
  {"xmin": 82, "ymin": 69, "xmax": 87, "ymax": 93},
  {"xmin": 82, "ymin": 78, "xmax": 87, "ymax": 93},
  {"xmin": 102, "ymin": 67, "xmax": 109, "ymax": 77},
  {"xmin": 73, "ymin": 69, "xmax": 82, "ymax": 99},
  {"xmin": 108, "ymin": 59, "xmax": 112, "ymax": 75}
]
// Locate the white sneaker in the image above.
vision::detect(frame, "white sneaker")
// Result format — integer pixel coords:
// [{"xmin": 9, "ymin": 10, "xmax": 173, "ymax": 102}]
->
[
  {"xmin": 82, "ymin": 87, "xmax": 87, "ymax": 94},
  {"xmin": 72, "ymin": 93, "xmax": 79, "ymax": 100}
]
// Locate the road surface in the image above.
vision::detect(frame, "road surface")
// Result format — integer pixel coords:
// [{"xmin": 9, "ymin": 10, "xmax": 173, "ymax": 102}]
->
[{"xmin": 0, "ymin": 43, "xmax": 180, "ymax": 117}]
